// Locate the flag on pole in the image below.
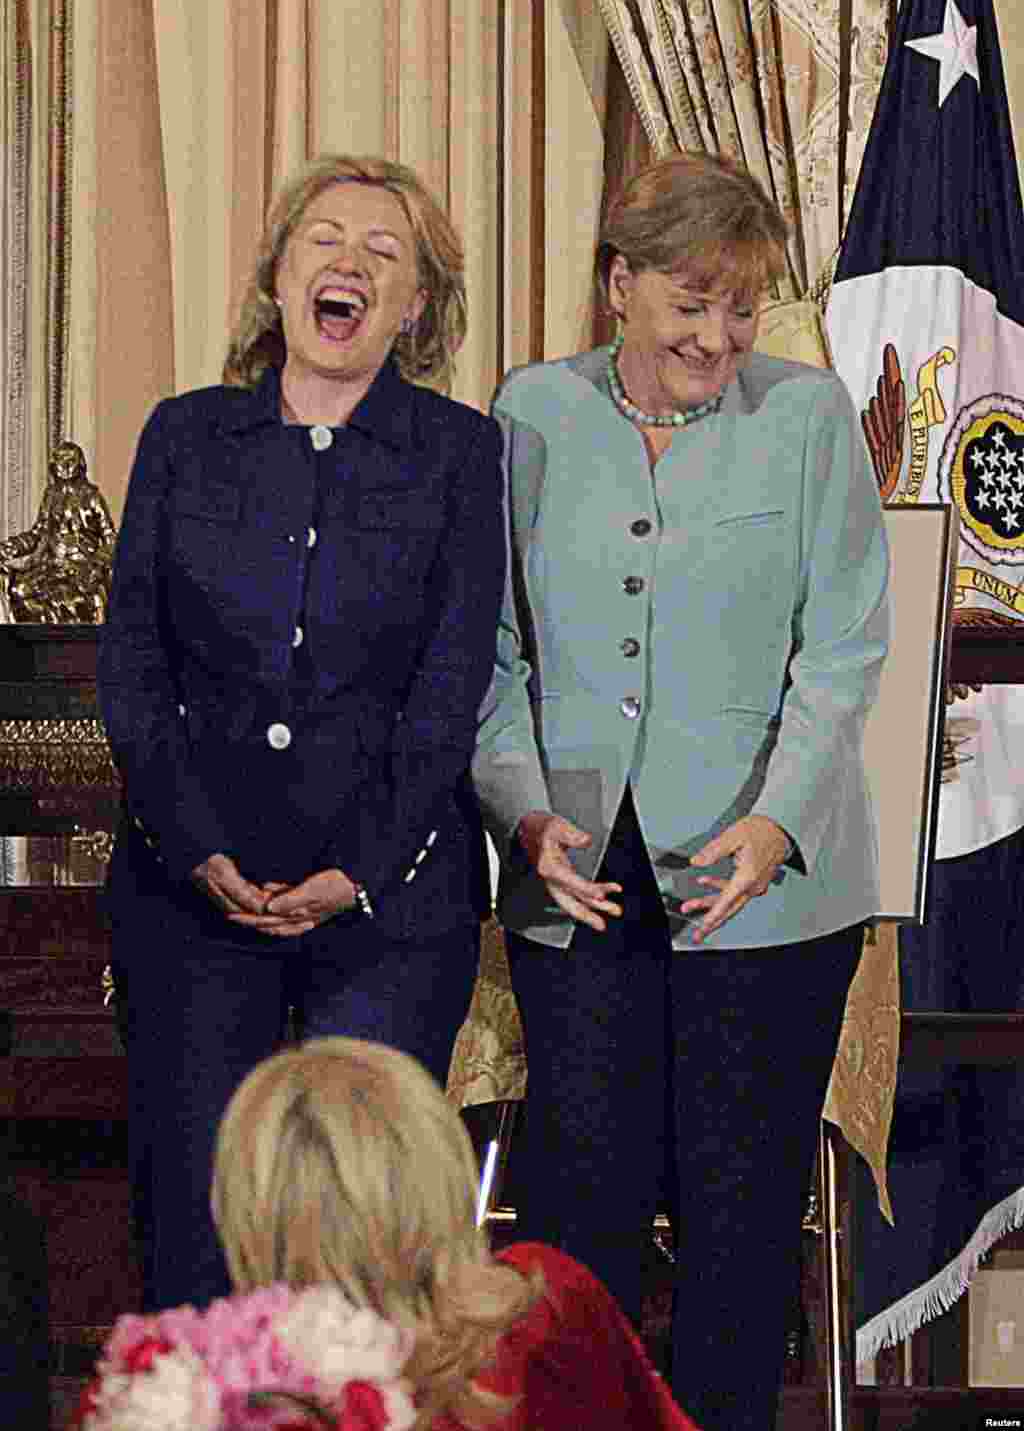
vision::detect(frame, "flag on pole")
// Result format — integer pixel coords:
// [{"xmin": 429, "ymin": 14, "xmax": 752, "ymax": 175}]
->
[
  {"xmin": 829, "ymin": 0, "xmax": 1024, "ymax": 860},
  {"xmin": 827, "ymin": 0, "xmax": 1024, "ymax": 1363}
]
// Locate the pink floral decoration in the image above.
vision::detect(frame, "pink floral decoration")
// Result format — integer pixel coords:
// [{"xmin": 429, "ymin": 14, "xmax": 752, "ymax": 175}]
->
[{"xmin": 83, "ymin": 1285, "xmax": 417, "ymax": 1431}]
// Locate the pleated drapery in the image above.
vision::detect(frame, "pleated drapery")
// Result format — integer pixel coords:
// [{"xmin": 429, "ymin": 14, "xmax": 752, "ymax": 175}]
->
[{"xmin": 4, "ymin": 1, "xmax": 608, "ymax": 523}]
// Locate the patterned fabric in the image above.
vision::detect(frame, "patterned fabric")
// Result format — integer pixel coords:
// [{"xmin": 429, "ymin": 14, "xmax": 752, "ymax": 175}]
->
[
  {"xmin": 447, "ymin": 918, "xmax": 527, "ymax": 1108},
  {"xmin": 596, "ymin": 0, "xmax": 889, "ymax": 297}
]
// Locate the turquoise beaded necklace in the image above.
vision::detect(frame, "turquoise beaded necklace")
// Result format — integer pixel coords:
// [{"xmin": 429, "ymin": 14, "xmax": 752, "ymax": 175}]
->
[{"xmin": 607, "ymin": 331, "xmax": 723, "ymax": 429}]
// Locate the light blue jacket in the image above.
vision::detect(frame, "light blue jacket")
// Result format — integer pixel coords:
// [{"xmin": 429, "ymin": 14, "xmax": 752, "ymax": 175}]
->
[{"xmin": 472, "ymin": 347, "xmax": 890, "ymax": 949}]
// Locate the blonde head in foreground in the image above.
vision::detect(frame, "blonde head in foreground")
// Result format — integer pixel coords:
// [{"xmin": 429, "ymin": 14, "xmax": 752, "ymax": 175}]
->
[{"xmin": 211, "ymin": 1037, "xmax": 541, "ymax": 1429}]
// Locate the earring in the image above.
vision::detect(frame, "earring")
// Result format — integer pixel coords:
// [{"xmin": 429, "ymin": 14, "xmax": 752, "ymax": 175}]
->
[{"xmin": 400, "ymin": 316, "xmax": 414, "ymax": 335}]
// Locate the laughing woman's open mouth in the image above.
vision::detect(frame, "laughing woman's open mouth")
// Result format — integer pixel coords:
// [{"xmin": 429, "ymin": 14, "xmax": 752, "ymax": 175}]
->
[{"xmin": 314, "ymin": 287, "xmax": 367, "ymax": 343}]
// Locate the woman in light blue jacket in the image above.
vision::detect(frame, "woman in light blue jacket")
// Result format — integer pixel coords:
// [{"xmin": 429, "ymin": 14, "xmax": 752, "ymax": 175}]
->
[{"xmin": 473, "ymin": 153, "xmax": 889, "ymax": 1431}]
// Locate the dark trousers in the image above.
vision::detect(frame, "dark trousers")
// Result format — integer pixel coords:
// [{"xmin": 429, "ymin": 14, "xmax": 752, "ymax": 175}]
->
[
  {"xmin": 113, "ymin": 914, "xmax": 480, "ymax": 1312},
  {"xmin": 0, "ymin": 1176, "xmax": 49, "ymax": 1428},
  {"xmin": 506, "ymin": 790, "xmax": 862, "ymax": 1431}
]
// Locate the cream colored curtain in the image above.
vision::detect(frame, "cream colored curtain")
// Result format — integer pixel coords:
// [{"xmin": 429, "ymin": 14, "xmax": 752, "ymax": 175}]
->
[{"xmin": 54, "ymin": 0, "xmax": 608, "ymax": 523}]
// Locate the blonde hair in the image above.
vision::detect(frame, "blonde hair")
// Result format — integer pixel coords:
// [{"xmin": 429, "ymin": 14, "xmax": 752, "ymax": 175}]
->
[
  {"xmin": 224, "ymin": 154, "xmax": 467, "ymax": 392},
  {"xmin": 596, "ymin": 150, "xmax": 789, "ymax": 305},
  {"xmin": 211, "ymin": 1038, "xmax": 542, "ymax": 1430}
]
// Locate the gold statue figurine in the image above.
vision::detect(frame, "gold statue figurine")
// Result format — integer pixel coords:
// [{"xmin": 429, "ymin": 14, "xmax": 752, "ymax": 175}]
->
[{"xmin": 0, "ymin": 440, "xmax": 117, "ymax": 623}]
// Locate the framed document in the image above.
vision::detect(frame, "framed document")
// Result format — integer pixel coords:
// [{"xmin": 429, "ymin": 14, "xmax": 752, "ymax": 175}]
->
[{"xmin": 866, "ymin": 504, "xmax": 958, "ymax": 922}]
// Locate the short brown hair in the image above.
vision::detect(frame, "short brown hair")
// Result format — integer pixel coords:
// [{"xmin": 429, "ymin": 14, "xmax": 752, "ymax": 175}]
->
[
  {"xmin": 596, "ymin": 151, "xmax": 789, "ymax": 305},
  {"xmin": 224, "ymin": 155, "xmax": 467, "ymax": 392},
  {"xmin": 211, "ymin": 1037, "xmax": 542, "ymax": 1430}
]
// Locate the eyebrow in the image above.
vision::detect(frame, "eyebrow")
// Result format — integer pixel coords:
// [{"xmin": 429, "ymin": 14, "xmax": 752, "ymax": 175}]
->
[
  {"xmin": 665, "ymin": 276, "xmax": 713, "ymax": 295},
  {"xmin": 667, "ymin": 277, "xmax": 756, "ymax": 302},
  {"xmin": 305, "ymin": 218, "xmax": 405, "ymax": 246}
]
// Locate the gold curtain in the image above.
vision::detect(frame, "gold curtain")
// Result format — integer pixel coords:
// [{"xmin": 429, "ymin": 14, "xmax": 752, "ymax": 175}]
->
[{"xmin": 1, "ymin": 0, "xmax": 70, "ymax": 540}]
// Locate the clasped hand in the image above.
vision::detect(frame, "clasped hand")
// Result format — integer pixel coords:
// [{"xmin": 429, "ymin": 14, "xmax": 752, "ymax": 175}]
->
[
  {"xmin": 517, "ymin": 811, "xmax": 790, "ymax": 941},
  {"xmin": 192, "ymin": 853, "xmax": 357, "ymax": 937}
]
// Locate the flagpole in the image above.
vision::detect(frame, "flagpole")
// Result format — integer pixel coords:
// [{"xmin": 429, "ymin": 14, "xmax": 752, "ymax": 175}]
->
[{"xmin": 820, "ymin": 1121, "xmax": 850, "ymax": 1431}]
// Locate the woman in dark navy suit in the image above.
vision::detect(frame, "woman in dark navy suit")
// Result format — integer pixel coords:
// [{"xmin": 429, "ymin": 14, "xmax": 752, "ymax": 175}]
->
[{"xmin": 98, "ymin": 154, "xmax": 505, "ymax": 1312}]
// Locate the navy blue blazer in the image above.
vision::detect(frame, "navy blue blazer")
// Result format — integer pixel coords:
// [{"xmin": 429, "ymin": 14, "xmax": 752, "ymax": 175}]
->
[{"xmin": 99, "ymin": 359, "xmax": 504, "ymax": 942}]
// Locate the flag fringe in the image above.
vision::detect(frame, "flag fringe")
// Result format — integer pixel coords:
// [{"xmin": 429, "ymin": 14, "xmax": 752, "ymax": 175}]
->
[{"xmin": 855, "ymin": 1185, "xmax": 1024, "ymax": 1367}]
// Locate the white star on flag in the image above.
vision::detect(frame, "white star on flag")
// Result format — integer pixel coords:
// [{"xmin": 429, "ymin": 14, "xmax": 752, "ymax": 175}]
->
[{"xmin": 906, "ymin": 0, "xmax": 979, "ymax": 108}]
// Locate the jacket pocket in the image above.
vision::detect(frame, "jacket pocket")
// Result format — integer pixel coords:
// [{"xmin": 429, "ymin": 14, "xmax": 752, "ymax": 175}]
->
[
  {"xmin": 713, "ymin": 507, "xmax": 786, "ymax": 528},
  {"xmin": 718, "ymin": 705, "xmax": 780, "ymax": 724},
  {"xmin": 169, "ymin": 479, "xmax": 241, "ymax": 525}
]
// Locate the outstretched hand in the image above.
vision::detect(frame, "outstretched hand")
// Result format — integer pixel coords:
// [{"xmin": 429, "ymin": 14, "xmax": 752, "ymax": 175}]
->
[
  {"xmin": 516, "ymin": 811, "xmax": 622, "ymax": 932},
  {"xmin": 678, "ymin": 815, "xmax": 791, "ymax": 944}
]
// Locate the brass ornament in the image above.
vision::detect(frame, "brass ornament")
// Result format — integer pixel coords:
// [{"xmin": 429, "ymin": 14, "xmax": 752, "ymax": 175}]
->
[
  {"xmin": 0, "ymin": 717, "xmax": 118, "ymax": 791},
  {"xmin": 0, "ymin": 440, "xmax": 117, "ymax": 623},
  {"xmin": 73, "ymin": 828, "xmax": 115, "ymax": 865}
]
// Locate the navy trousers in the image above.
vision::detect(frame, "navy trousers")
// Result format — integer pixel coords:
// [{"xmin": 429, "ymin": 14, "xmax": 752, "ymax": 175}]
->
[
  {"xmin": 112, "ymin": 913, "xmax": 480, "ymax": 1312},
  {"xmin": 506, "ymin": 789, "xmax": 862, "ymax": 1431}
]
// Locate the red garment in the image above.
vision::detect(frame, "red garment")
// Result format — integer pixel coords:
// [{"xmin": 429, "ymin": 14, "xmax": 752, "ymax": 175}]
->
[
  {"xmin": 68, "ymin": 1242, "xmax": 697, "ymax": 1430},
  {"xmin": 433, "ymin": 1243, "xmax": 698, "ymax": 1431}
]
